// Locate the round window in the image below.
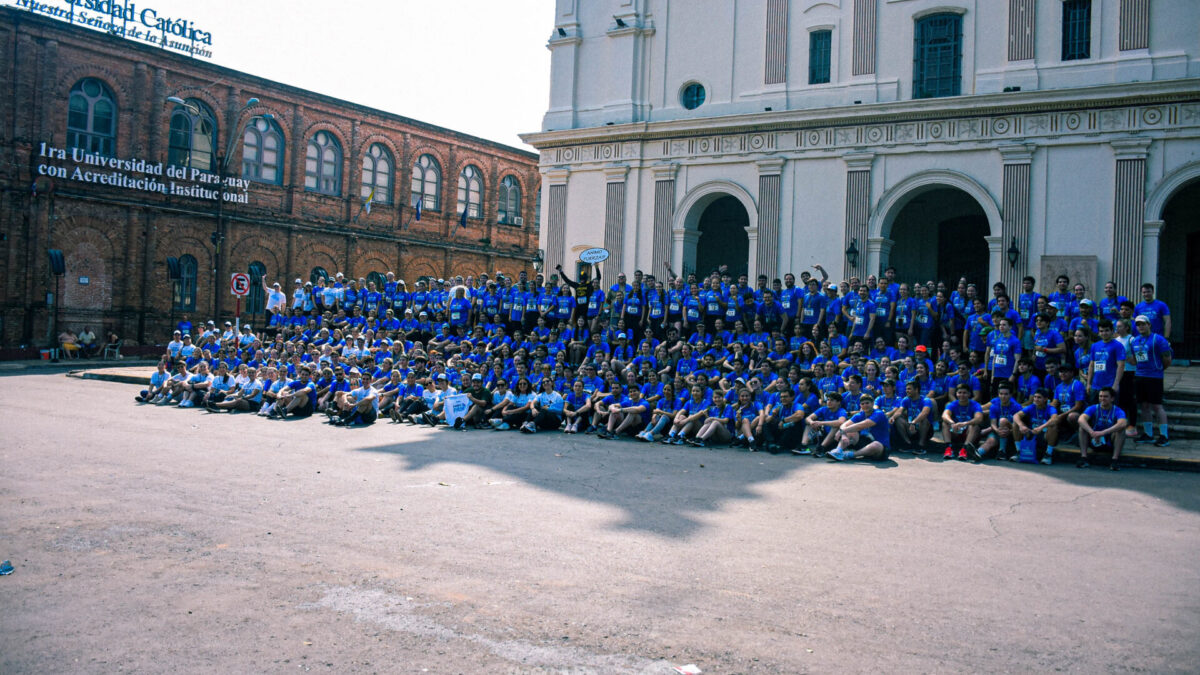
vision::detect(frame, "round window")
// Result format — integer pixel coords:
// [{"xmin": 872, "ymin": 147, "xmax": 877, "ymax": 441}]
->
[{"xmin": 681, "ymin": 83, "xmax": 706, "ymax": 110}]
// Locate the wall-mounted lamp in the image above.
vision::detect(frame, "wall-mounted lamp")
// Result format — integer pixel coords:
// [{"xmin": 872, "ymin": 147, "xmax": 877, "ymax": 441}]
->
[
  {"xmin": 1007, "ymin": 237, "xmax": 1021, "ymax": 268},
  {"xmin": 845, "ymin": 238, "xmax": 859, "ymax": 269}
]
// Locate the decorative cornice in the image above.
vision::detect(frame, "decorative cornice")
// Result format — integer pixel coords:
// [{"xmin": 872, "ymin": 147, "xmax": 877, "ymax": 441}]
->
[
  {"xmin": 756, "ymin": 157, "xmax": 786, "ymax": 175},
  {"xmin": 521, "ymin": 78, "xmax": 1200, "ymax": 149},
  {"xmin": 998, "ymin": 143, "xmax": 1036, "ymax": 164},
  {"xmin": 1111, "ymin": 136, "xmax": 1153, "ymax": 160},
  {"xmin": 604, "ymin": 164, "xmax": 630, "ymax": 182},
  {"xmin": 651, "ymin": 162, "xmax": 679, "ymax": 181},
  {"xmin": 545, "ymin": 168, "xmax": 570, "ymax": 186},
  {"xmin": 842, "ymin": 152, "xmax": 876, "ymax": 171}
]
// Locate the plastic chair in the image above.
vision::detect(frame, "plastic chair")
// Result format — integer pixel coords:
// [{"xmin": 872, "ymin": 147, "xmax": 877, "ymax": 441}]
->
[{"xmin": 103, "ymin": 340, "xmax": 123, "ymax": 360}]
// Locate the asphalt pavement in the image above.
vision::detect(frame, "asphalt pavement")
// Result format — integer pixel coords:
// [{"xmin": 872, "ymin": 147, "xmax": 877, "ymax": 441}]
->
[{"xmin": 2, "ymin": 373, "xmax": 1199, "ymax": 673}]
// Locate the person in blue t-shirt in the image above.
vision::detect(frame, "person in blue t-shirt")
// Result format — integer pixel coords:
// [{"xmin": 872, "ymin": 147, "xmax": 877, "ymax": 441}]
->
[
  {"xmin": 828, "ymin": 394, "xmax": 892, "ymax": 461},
  {"xmin": 942, "ymin": 384, "xmax": 984, "ymax": 461},
  {"xmin": 1134, "ymin": 283, "xmax": 1171, "ymax": 337},
  {"xmin": 599, "ymin": 384, "xmax": 650, "ymax": 439},
  {"xmin": 1015, "ymin": 388, "xmax": 1060, "ymax": 465},
  {"xmin": 137, "ymin": 361, "xmax": 171, "ymax": 403},
  {"xmin": 1077, "ymin": 387, "xmax": 1128, "ymax": 470},
  {"xmin": 664, "ymin": 384, "xmax": 711, "ymax": 445},
  {"xmin": 1052, "ymin": 363, "xmax": 1088, "ymax": 440},
  {"xmin": 800, "ymin": 391, "xmax": 848, "ymax": 456},
  {"xmin": 1128, "ymin": 314, "xmax": 1174, "ymax": 447},
  {"xmin": 1086, "ymin": 319, "xmax": 1125, "ymax": 397},
  {"xmin": 892, "ymin": 380, "xmax": 934, "ymax": 454},
  {"xmin": 977, "ymin": 382, "xmax": 1023, "ymax": 461},
  {"xmin": 985, "ymin": 316, "xmax": 1022, "ymax": 397}
]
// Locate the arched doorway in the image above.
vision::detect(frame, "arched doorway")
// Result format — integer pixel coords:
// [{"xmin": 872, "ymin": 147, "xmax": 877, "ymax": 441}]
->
[
  {"xmin": 887, "ymin": 187, "xmax": 990, "ymax": 287},
  {"xmin": 1159, "ymin": 178, "xmax": 1200, "ymax": 355},
  {"xmin": 694, "ymin": 196, "xmax": 750, "ymax": 278}
]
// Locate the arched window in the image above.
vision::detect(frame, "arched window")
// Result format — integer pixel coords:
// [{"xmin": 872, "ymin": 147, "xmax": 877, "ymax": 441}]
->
[
  {"xmin": 174, "ymin": 254, "xmax": 197, "ymax": 311},
  {"xmin": 305, "ymin": 131, "xmax": 342, "ymax": 195},
  {"xmin": 367, "ymin": 271, "xmax": 387, "ymax": 291},
  {"xmin": 67, "ymin": 78, "xmax": 116, "ymax": 156},
  {"xmin": 167, "ymin": 98, "xmax": 217, "ymax": 171},
  {"xmin": 361, "ymin": 143, "xmax": 393, "ymax": 204},
  {"xmin": 242, "ymin": 116, "xmax": 284, "ymax": 184},
  {"xmin": 913, "ymin": 13, "xmax": 962, "ymax": 99},
  {"xmin": 498, "ymin": 175, "xmax": 522, "ymax": 225},
  {"xmin": 411, "ymin": 154, "xmax": 441, "ymax": 211},
  {"xmin": 247, "ymin": 261, "xmax": 267, "ymax": 314},
  {"xmin": 457, "ymin": 164, "xmax": 483, "ymax": 219},
  {"xmin": 310, "ymin": 266, "xmax": 329, "ymax": 285}
]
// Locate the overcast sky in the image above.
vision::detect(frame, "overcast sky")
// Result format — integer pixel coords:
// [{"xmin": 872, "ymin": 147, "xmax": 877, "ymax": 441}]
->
[{"xmin": 31, "ymin": 0, "xmax": 553, "ymax": 150}]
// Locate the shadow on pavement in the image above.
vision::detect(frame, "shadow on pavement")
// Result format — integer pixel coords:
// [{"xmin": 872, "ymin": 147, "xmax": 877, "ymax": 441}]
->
[{"xmin": 352, "ymin": 430, "xmax": 816, "ymax": 539}]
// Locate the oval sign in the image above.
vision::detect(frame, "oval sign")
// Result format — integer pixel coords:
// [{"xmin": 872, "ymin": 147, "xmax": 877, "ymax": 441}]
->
[{"xmin": 579, "ymin": 247, "xmax": 611, "ymax": 264}]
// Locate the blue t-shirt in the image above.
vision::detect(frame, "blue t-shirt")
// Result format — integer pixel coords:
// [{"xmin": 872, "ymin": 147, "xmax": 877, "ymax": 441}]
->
[
  {"xmin": 945, "ymin": 399, "xmax": 983, "ymax": 424},
  {"xmin": 1083, "ymin": 404, "xmax": 1125, "ymax": 432},
  {"xmin": 989, "ymin": 333, "xmax": 1022, "ymax": 379},
  {"xmin": 1054, "ymin": 379, "xmax": 1087, "ymax": 413},
  {"xmin": 1134, "ymin": 299, "xmax": 1170, "ymax": 335},
  {"xmin": 900, "ymin": 395, "xmax": 934, "ymax": 422},
  {"xmin": 1020, "ymin": 403, "xmax": 1055, "ymax": 428},
  {"xmin": 1088, "ymin": 339, "xmax": 1125, "ymax": 389},
  {"xmin": 1129, "ymin": 333, "xmax": 1171, "ymax": 379},
  {"xmin": 849, "ymin": 410, "xmax": 891, "ymax": 449},
  {"xmin": 987, "ymin": 397, "xmax": 1022, "ymax": 422}
]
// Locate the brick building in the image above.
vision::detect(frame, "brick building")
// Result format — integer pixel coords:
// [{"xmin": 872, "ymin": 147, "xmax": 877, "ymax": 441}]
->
[{"xmin": 0, "ymin": 7, "xmax": 541, "ymax": 350}]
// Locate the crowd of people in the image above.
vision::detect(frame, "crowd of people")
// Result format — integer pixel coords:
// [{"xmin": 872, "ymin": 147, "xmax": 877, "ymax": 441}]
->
[{"xmin": 136, "ymin": 261, "xmax": 1176, "ymax": 470}]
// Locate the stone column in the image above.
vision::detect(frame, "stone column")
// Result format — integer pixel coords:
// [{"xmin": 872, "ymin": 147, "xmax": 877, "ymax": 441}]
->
[
  {"xmin": 867, "ymin": 236, "xmax": 894, "ymax": 273},
  {"xmin": 851, "ymin": 0, "xmax": 876, "ymax": 76},
  {"xmin": 756, "ymin": 158, "xmax": 785, "ymax": 280},
  {"xmin": 843, "ymin": 152, "xmax": 874, "ymax": 277},
  {"xmin": 985, "ymin": 236, "xmax": 1005, "ymax": 290},
  {"xmin": 544, "ymin": 168, "xmax": 569, "ymax": 272},
  {"xmin": 1141, "ymin": 220, "xmax": 1163, "ymax": 286},
  {"xmin": 603, "ymin": 165, "xmax": 629, "ymax": 276},
  {"xmin": 1111, "ymin": 138, "xmax": 1152, "ymax": 297},
  {"xmin": 673, "ymin": 229, "xmax": 701, "ymax": 277},
  {"xmin": 999, "ymin": 144, "xmax": 1035, "ymax": 294},
  {"xmin": 651, "ymin": 163, "xmax": 677, "ymax": 279}
]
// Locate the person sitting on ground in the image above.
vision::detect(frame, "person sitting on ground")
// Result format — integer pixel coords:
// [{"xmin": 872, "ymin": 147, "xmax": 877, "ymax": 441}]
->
[
  {"xmin": 136, "ymin": 361, "xmax": 171, "ymax": 403},
  {"xmin": 942, "ymin": 384, "xmax": 984, "ymax": 461},
  {"xmin": 211, "ymin": 367, "xmax": 264, "ymax": 413},
  {"xmin": 1014, "ymin": 387, "xmax": 1059, "ymax": 465},
  {"xmin": 331, "ymin": 370, "xmax": 378, "ymax": 426},
  {"xmin": 799, "ymin": 391, "xmax": 848, "ymax": 456},
  {"xmin": 975, "ymin": 382, "xmax": 1022, "ymax": 461},
  {"xmin": 598, "ymin": 382, "xmax": 648, "ymax": 439},
  {"xmin": 828, "ymin": 394, "xmax": 893, "ymax": 462},
  {"xmin": 1077, "ymin": 386, "xmax": 1128, "ymax": 470}
]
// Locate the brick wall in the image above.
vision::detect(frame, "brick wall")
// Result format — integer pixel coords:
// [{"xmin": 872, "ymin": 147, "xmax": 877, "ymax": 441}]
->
[{"xmin": 0, "ymin": 8, "xmax": 541, "ymax": 348}]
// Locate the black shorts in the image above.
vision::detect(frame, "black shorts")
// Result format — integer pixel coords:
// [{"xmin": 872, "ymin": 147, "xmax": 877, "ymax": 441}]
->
[
  {"xmin": 1135, "ymin": 377, "xmax": 1164, "ymax": 405},
  {"xmin": 357, "ymin": 407, "xmax": 378, "ymax": 425}
]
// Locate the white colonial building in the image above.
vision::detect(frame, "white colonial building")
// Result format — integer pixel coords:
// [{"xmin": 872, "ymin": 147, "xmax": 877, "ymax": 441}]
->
[{"xmin": 521, "ymin": 0, "xmax": 1200, "ymax": 348}]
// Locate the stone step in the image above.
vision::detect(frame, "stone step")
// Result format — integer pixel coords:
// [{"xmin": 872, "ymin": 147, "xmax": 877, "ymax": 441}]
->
[
  {"xmin": 1164, "ymin": 424, "xmax": 1200, "ymax": 440},
  {"xmin": 1165, "ymin": 398, "xmax": 1200, "ymax": 410},
  {"xmin": 1045, "ymin": 446, "xmax": 1200, "ymax": 472}
]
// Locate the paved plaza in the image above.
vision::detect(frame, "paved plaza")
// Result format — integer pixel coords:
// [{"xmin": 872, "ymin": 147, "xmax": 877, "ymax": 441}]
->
[{"xmin": 2, "ymin": 374, "xmax": 1199, "ymax": 673}]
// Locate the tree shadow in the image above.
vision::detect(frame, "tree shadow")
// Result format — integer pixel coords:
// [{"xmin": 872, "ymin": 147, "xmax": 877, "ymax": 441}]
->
[{"xmin": 353, "ymin": 430, "xmax": 813, "ymax": 539}]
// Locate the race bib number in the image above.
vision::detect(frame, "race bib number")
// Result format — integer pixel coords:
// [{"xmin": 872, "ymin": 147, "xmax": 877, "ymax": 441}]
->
[
  {"xmin": 1020, "ymin": 309, "xmax": 1029, "ymax": 319},
  {"xmin": 1135, "ymin": 349, "xmax": 1149, "ymax": 363},
  {"xmin": 877, "ymin": 306, "xmax": 887, "ymax": 317},
  {"xmin": 782, "ymin": 298, "xmax": 792, "ymax": 309},
  {"xmin": 994, "ymin": 355, "xmax": 1007, "ymax": 366},
  {"xmin": 1094, "ymin": 361, "xmax": 1107, "ymax": 372},
  {"xmin": 670, "ymin": 302, "xmax": 680, "ymax": 312},
  {"xmin": 1060, "ymin": 405, "xmax": 1071, "ymax": 414},
  {"xmin": 854, "ymin": 316, "xmax": 864, "ymax": 325},
  {"xmin": 803, "ymin": 309, "xmax": 815, "ymax": 318}
]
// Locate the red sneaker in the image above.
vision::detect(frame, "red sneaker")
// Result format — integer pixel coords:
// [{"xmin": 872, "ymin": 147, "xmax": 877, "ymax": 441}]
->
[
  {"xmin": 957, "ymin": 448, "xmax": 968, "ymax": 460},
  {"xmin": 943, "ymin": 447, "xmax": 954, "ymax": 459}
]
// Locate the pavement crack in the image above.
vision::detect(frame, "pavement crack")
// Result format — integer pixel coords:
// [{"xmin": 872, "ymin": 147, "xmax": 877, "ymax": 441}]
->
[{"xmin": 981, "ymin": 489, "xmax": 1104, "ymax": 541}]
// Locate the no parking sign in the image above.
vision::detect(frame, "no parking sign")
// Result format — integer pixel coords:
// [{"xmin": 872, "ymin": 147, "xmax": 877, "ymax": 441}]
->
[{"xmin": 230, "ymin": 272, "xmax": 251, "ymax": 297}]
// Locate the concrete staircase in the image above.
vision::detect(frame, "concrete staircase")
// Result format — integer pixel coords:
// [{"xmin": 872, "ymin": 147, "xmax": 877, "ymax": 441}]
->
[{"xmin": 1165, "ymin": 391, "xmax": 1200, "ymax": 440}]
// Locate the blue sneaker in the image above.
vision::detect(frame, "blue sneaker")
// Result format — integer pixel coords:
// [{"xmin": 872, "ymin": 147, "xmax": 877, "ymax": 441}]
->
[
  {"xmin": 497, "ymin": 422, "xmax": 510, "ymax": 431},
  {"xmin": 829, "ymin": 449, "xmax": 848, "ymax": 461}
]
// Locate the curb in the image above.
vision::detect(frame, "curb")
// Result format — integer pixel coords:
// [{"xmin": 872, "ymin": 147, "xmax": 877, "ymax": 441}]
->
[
  {"xmin": 1046, "ymin": 446, "xmax": 1200, "ymax": 473},
  {"xmin": 67, "ymin": 370, "xmax": 153, "ymax": 386}
]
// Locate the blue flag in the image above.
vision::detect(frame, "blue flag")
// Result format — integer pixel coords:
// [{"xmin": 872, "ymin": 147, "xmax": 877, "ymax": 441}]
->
[
  {"xmin": 458, "ymin": 205, "xmax": 468, "ymax": 231},
  {"xmin": 415, "ymin": 197, "xmax": 422, "ymax": 221}
]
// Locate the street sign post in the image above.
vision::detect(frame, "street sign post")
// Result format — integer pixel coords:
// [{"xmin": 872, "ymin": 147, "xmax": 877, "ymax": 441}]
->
[{"xmin": 230, "ymin": 272, "xmax": 250, "ymax": 333}]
